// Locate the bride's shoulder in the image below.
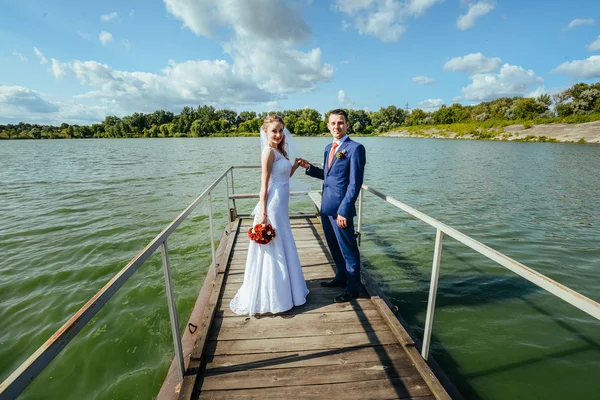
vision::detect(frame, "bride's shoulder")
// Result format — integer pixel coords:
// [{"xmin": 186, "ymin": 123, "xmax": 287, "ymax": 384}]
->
[{"xmin": 261, "ymin": 147, "xmax": 277, "ymax": 161}]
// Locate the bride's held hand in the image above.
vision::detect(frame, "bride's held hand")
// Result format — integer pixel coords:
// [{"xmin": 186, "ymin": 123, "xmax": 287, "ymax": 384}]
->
[{"xmin": 296, "ymin": 158, "xmax": 310, "ymax": 169}]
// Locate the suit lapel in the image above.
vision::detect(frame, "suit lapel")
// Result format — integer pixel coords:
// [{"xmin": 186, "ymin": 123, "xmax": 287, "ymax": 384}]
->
[
  {"xmin": 327, "ymin": 137, "xmax": 351, "ymax": 175},
  {"xmin": 324, "ymin": 144, "xmax": 332, "ymax": 175}
]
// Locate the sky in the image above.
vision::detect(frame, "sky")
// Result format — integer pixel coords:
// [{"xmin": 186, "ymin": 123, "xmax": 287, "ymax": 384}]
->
[{"xmin": 1, "ymin": 0, "xmax": 599, "ymax": 125}]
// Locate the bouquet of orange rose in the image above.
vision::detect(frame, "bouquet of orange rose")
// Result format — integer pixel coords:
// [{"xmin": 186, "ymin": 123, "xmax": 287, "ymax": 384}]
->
[{"xmin": 248, "ymin": 223, "xmax": 276, "ymax": 245}]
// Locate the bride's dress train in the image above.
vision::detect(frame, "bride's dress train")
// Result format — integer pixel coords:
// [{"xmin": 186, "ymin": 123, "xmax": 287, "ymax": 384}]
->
[{"xmin": 230, "ymin": 150, "xmax": 309, "ymax": 315}]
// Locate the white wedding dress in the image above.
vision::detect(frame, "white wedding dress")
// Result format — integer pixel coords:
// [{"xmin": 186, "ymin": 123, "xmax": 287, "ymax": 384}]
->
[{"xmin": 230, "ymin": 149, "xmax": 309, "ymax": 315}]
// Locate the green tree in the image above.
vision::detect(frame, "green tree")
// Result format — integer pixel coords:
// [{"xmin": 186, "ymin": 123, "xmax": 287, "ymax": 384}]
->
[
  {"xmin": 405, "ymin": 109, "xmax": 427, "ymax": 126},
  {"xmin": 432, "ymin": 105, "xmax": 453, "ymax": 124},
  {"xmin": 238, "ymin": 111, "xmax": 257, "ymax": 124}
]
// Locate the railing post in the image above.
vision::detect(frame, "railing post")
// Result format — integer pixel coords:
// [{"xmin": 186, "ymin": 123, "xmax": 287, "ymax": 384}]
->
[
  {"xmin": 421, "ymin": 228, "xmax": 444, "ymax": 361},
  {"xmin": 357, "ymin": 188, "xmax": 364, "ymax": 247},
  {"xmin": 225, "ymin": 170, "xmax": 231, "ymax": 230},
  {"xmin": 160, "ymin": 240, "xmax": 185, "ymax": 384},
  {"xmin": 207, "ymin": 192, "xmax": 217, "ymax": 276},
  {"xmin": 230, "ymin": 168, "xmax": 237, "ymax": 220}
]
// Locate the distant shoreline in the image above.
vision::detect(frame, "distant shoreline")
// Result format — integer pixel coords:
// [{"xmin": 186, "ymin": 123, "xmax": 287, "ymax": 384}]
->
[
  {"xmin": 382, "ymin": 120, "xmax": 600, "ymax": 144},
  {"xmin": 2, "ymin": 121, "xmax": 599, "ymax": 143}
]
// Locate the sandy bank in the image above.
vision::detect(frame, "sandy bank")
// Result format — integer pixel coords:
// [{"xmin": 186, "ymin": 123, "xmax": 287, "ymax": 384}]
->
[{"xmin": 383, "ymin": 120, "xmax": 600, "ymax": 143}]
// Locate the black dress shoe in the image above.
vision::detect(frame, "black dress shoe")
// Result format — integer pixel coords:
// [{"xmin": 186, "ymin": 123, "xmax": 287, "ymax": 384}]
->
[
  {"xmin": 321, "ymin": 278, "xmax": 346, "ymax": 288},
  {"xmin": 334, "ymin": 291, "xmax": 359, "ymax": 303}
]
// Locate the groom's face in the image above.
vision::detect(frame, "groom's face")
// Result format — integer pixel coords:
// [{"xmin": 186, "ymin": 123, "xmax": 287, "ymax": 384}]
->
[{"xmin": 328, "ymin": 114, "xmax": 349, "ymax": 140}]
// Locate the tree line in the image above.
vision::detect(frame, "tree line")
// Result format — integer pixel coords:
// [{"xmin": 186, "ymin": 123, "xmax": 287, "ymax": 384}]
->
[{"xmin": 1, "ymin": 82, "xmax": 599, "ymax": 140}]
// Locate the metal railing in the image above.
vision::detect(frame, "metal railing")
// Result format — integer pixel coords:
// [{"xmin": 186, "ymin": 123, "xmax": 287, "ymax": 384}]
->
[
  {"xmin": 356, "ymin": 184, "xmax": 600, "ymax": 360},
  {"xmin": 0, "ymin": 167, "xmax": 243, "ymax": 399}
]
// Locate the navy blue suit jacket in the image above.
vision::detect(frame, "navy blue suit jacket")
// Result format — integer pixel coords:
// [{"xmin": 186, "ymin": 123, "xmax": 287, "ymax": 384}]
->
[{"xmin": 306, "ymin": 137, "xmax": 366, "ymax": 218}]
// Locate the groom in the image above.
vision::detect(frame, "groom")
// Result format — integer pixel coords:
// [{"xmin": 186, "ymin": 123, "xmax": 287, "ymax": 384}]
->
[{"xmin": 299, "ymin": 109, "xmax": 366, "ymax": 302}]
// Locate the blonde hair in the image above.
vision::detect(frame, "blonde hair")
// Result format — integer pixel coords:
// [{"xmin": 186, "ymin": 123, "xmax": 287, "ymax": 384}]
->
[{"xmin": 262, "ymin": 114, "xmax": 288, "ymax": 159}]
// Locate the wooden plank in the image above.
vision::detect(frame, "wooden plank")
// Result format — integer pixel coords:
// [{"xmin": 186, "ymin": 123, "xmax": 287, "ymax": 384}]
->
[
  {"xmin": 230, "ymin": 191, "xmax": 310, "ymax": 200},
  {"xmin": 217, "ymin": 297, "xmax": 377, "ymax": 318},
  {"xmin": 363, "ymin": 277, "xmax": 452, "ymax": 400},
  {"xmin": 226, "ymin": 265, "xmax": 335, "ymax": 277},
  {"xmin": 158, "ymin": 225, "xmax": 234, "ymax": 400},
  {"xmin": 204, "ymin": 344, "xmax": 409, "ymax": 373},
  {"xmin": 308, "ymin": 190, "xmax": 322, "ymax": 210},
  {"xmin": 177, "ymin": 219, "xmax": 241, "ymax": 400},
  {"xmin": 222, "ymin": 278, "xmax": 349, "ymax": 295},
  {"xmin": 372, "ymin": 296, "xmax": 415, "ymax": 347},
  {"xmin": 209, "ymin": 310, "xmax": 388, "ymax": 340},
  {"xmin": 221, "ymin": 289, "xmax": 369, "ymax": 306},
  {"xmin": 227, "ymin": 259, "xmax": 334, "ymax": 272},
  {"xmin": 199, "ymin": 377, "xmax": 434, "ymax": 400},
  {"xmin": 233, "ymin": 240, "xmax": 328, "ymax": 250},
  {"xmin": 404, "ymin": 346, "xmax": 452, "ymax": 400},
  {"xmin": 201, "ymin": 358, "xmax": 422, "ymax": 390},
  {"xmin": 224, "ymin": 268, "xmax": 335, "ymax": 283},
  {"xmin": 206, "ymin": 330, "xmax": 399, "ymax": 356}
]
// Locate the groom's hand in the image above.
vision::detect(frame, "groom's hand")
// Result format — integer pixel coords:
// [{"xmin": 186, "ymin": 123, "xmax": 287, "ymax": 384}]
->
[
  {"xmin": 336, "ymin": 215, "xmax": 348, "ymax": 229},
  {"xmin": 297, "ymin": 158, "xmax": 310, "ymax": 169}
]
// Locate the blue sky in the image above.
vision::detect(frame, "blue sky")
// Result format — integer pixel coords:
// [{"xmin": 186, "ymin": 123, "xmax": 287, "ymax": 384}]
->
[{"xmin": 1, "ymin": 0, "xmax": 599, "ymax": 125}]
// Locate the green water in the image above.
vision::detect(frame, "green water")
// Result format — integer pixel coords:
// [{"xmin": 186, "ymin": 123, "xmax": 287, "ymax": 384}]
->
[{"xmin": 1, "ymin": 138, "xmax": 598, "ymax": 399}]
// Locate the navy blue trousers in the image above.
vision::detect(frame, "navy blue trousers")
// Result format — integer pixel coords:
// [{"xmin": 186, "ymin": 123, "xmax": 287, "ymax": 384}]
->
[{"xmin": 321, "ymin": 214, "xmax": 361, "ymax": 294}]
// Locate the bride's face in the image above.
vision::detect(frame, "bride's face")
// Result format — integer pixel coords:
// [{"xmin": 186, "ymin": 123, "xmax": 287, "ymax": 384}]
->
[{"xmin": 266, "ymin": 122, "xmax": 284, "ymax": 146}]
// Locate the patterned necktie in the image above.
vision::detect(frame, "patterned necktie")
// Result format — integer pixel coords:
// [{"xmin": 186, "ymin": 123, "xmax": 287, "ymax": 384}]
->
[{"xmin": 328, "ymin": 142, "xmax": 339, "ymax": 168}]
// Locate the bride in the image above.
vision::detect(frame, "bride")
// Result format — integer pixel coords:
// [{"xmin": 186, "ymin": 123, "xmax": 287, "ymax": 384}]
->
[{"xmin": 230, "ymin": 115, "xmax": 309, "ymax": 316}]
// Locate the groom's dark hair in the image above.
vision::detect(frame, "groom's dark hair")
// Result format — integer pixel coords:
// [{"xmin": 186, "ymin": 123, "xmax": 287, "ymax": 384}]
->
[{"xmin": 329, "ymin": 108, "xmax": 349, "ymax": 123}]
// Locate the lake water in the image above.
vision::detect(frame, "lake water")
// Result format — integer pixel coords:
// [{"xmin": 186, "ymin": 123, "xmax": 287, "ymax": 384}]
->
[{"xmin": 1, "ymin": 138, "xmax": 598, "ymax": 399}]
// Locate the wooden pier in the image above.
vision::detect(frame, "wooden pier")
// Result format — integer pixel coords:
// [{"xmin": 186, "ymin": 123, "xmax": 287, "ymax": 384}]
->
[
  {"xmin": 6, "ymin": 166, "xmax": 596, "ymax": 400},
  {"xmin": 174, "ymin": 215, "xmax": 451, "ymax": 400}
]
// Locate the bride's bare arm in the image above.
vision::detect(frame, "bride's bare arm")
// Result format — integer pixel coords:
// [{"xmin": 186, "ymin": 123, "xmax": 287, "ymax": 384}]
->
[
  {"xmin": 258, "ymin": 148, "xmax": 275, "ymax": 224},
  {"xmin": 290, "ymin": 157, "xmax": 301, "ymax": 177}
]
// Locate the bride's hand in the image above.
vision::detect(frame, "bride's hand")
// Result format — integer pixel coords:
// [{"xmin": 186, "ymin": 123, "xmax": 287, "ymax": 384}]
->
[{"xmin": 258, "ymin": 213, "xmax": 268, "ymax": 225}]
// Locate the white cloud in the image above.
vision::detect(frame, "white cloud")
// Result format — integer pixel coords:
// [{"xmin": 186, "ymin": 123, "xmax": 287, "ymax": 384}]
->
[
  {"xmin": 443, "ymin": 52, "xmax": 502, "ymax": 74},
  {"xmin": 101, "ymin": 12, "xmax": 118, "ymax": 22},
  {"xmin": 225, "ymin": 39, "xmax": 333, "ymax": 94},
  {"xmin": 355, "ymin": 6, "xmax": 406, "ymax": 42},
  {"xmin": 0, "ymin": 85, "xmax": 59, "ymax": 113},
  {"xmin": 78, "ymin": 31, "xmax": 92, "ymax": 40},
  {"xmin": 51, "ymin": 58, "xmax": 69, "ymax": 79},
  {"xmin": 164, "ymin": 0, "xmax": 311, "ymax": 44},
  {"xmin": 412, "ymin": 75, "xmax": 434, "ymax": 85},
  {"xmin": 419, "ymin": 98, "xmax": 444, "ymax": 111},
  {"xmin": 335, "ymin": 0, "xmax": 376, "ymax": 14},
  {"xmin": 33, "ymin": 47, "xmax": 48, "ymax": 64},
  {"xmin": 0, "ymin": 85, "xmax": 107, "ymax": 124},
  {"xmin": 266, "ymin": 101, "xmax": 280, "ymax": 111},
  {"xmin": 122, "ymin": 39, "xmax": 132, "ymax": 49},
  {"xmin": 452, "ymin": 95, "xmax": 463, "ymax": 103},
  {"xmin": 457, "ymin": 1, "xmax": 495, "ymax": 31},
  {"xmin": 130, "ymin": 9, "xmax": 135, "ymax": 17},
  {"xmin": 164, "ymin": 0, "xmax": 332, "ymax": 94},
  {"xmin": 405, "ymin": 0, "xmax": 444, "ymax": 17},
  {"xmin": 552, "ymin": 56, "xmax": 600, "ymax": 79},
  {"xmin": 46, "ymin": 57, "xmax": 272, "ymax": 116},
  {"xmin": 334, "ymin": 0, "xmax": 442, "ymax": 42},
  {"xmin": 338, "ymin": 89, "xmax": 354, "ymax": 106},
  {"xmin": 566, "ymin": 18, "xmax": 595, "ymax": 30},
  {"xmin": 99, "ymin": 31, "xmax": 113, "ymax": 45},
  {"xmin": 13, "ymin": 50, "xmax": 28, "ymax": 62},
  {"xmin": 587, "ymin": 35, "xmax": 600, "ymax": 52},
  {"xmin": 462, "ymin": 64, "xmax": 544, "ymax": 101}
]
